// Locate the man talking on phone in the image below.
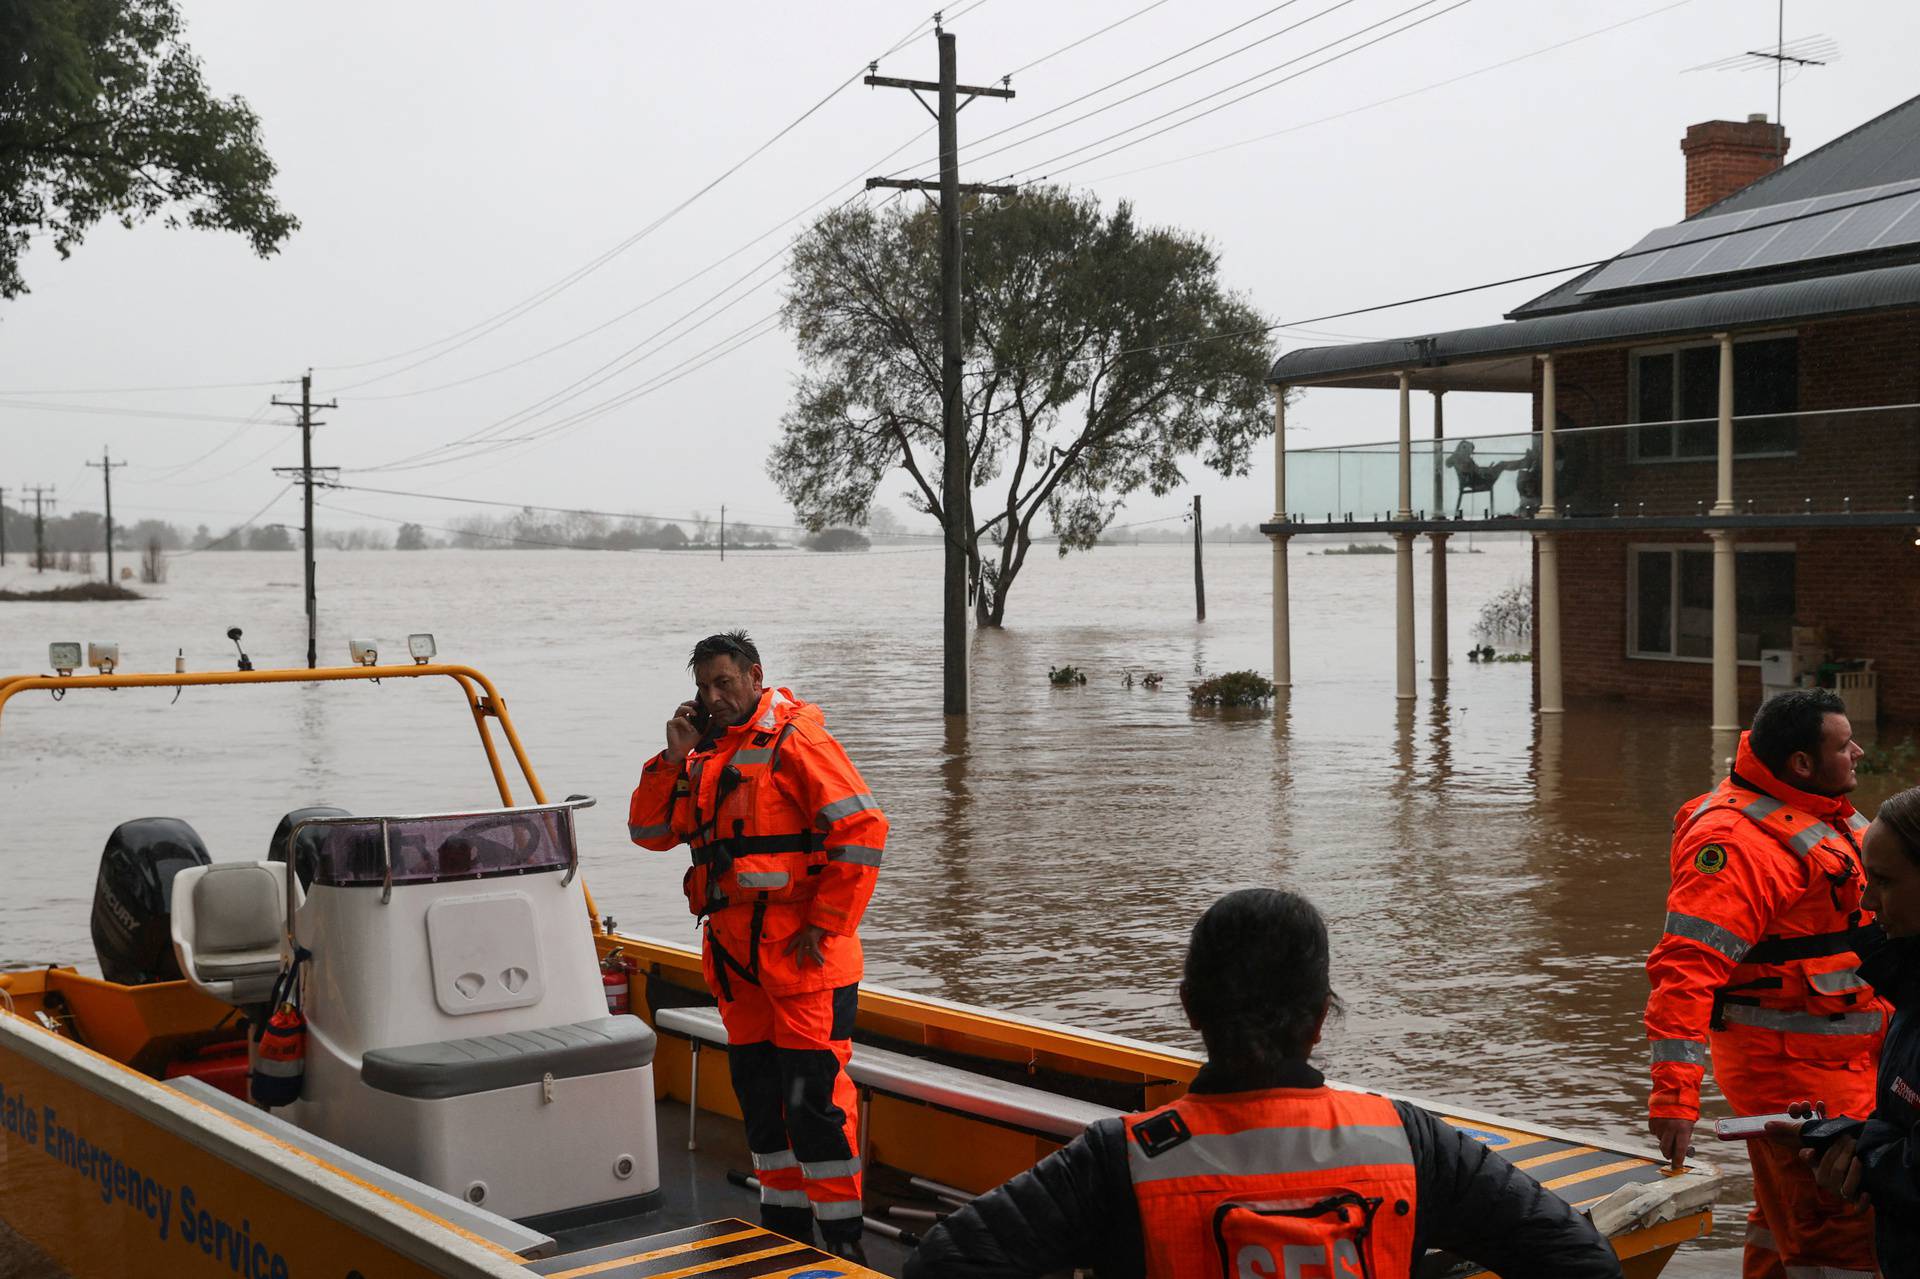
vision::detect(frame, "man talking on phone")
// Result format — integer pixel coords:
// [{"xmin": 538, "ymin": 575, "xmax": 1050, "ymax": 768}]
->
[{"xmin": 629, "ymin": 631, "xmax": 886, "ymax": 1260}]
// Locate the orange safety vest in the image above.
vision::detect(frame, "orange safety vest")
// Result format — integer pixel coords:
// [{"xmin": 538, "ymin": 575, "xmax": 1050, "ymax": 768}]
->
[
  {"xmin": 1124, "ymin": 1087, "xmax": 1417, "ymax": 1279},
  {"xmin": 629, "ymin": 687, "xmax": 886, "ymax": 995},
  {"xmin": 1647, "ymin": 734, "xmax": 1887, "ymax": 1120}
]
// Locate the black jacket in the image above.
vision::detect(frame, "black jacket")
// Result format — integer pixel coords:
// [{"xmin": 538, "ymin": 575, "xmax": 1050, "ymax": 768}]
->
[
  {"xmin": 1850, "ymin": 934, "xmax": 1920, "ymax": 1277},
  {"xmin": 904, "ymin": 1061, "xmax": 1623, "ymax": 1279}
]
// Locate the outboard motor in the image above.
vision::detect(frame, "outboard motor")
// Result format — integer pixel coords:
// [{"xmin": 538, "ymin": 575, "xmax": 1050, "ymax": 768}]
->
[
  {"xmin": 269, "ymin": 806, "xmax": 351, "ymax": 893},
  {"xmin": 90, "ymin": 818, "xmax": 212, "ymax": 984}
]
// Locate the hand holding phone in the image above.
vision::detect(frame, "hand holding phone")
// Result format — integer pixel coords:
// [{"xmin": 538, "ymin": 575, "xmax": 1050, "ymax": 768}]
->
[
  {"xmin": 1714, "ymin": 1113, "xmax": 1802, "ymax": 1140},
  {"xmin": 664, "ymin": 697, "xmax": 705, "ymax": 763}
]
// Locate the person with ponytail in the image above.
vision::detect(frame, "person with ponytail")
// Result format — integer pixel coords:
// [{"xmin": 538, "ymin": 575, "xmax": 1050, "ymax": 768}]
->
[
  {"xmin": 1784, "ymin": 785, "xmax": 1920, "ymax": 1275},
  {"xmin": 905, "ymin": 889, "xmax": 1621, "ymax": 1279}
]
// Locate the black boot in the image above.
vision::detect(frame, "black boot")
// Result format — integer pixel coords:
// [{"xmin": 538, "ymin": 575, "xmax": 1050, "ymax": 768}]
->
[
  {"xmin": 822, "ymin": 1234, "xmax": 868, "ymax": 1265},
  {"xmin": 761, "ymin": 1203, "xmax": 815, "ymax": 1243}
]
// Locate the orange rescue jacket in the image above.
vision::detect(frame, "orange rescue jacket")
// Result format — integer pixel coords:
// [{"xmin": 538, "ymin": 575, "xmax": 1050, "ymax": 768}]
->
[
  {"xmin": 629, "ymin": 687, "xmax": 886, "ymax": 994},
  {"xmin": 1124, "ymin": 1087, "xmax": 1417, "ymax": 1279},
  {"xmin": 1645, "ymin": 733, "xmax": 1886, "ymax": 1121}
]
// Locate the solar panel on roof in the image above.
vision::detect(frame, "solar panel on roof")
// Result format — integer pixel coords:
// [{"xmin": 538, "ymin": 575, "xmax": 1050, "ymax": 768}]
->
[{"xmin": 1577, "ymin": 178, "xmax": 1920, "ymax": 295}]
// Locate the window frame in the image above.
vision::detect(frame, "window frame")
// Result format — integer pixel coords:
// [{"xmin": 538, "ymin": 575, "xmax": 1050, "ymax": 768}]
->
[
  {"xmin": 1626, "ymin": 331, "xmax": 1800, "ymax": 464},
  {"xmin": 1625, "ymin": 541, "xmax": 1797, "ymax": 665}
]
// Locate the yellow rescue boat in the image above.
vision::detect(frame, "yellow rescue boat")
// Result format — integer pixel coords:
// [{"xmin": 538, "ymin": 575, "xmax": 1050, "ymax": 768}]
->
[{"xmin": 0, "ymin": 652, "xmax": 1723, "ymax": 1278}]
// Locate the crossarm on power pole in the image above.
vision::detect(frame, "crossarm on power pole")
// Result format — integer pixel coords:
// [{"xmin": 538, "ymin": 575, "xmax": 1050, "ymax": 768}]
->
[
  {"xmin": 866, "ymin": 178, "xmax": 1021, "ymax": 196},
  {"xmin": 85, "ymin": 449, "xmax": 127, "ymax": 583},
  {"xmin": 273, "ymin": 371, "xmax": 339, "ymax": 669}
]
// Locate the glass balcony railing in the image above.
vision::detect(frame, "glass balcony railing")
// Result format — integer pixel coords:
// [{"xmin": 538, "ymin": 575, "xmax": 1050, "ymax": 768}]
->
[{"xmin": 1281, "ymin": 405, "xmax": 1920, "ymax": 523}]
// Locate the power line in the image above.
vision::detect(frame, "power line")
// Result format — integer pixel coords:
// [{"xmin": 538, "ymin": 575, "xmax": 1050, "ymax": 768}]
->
[
  {"xmin": 0, "ymin": 378, "xmax": 287, "ymax": 396},
  {"xmin": 165, "ymin": 486, "xmax": 294, "ymax": 557},
  {"xmin": 998, "ymin": 0, "xmax": 1477, "ymax": 185},
  {"xmin": 1084, "ymin": 0, "xmax": 1696, "ymax": 184},
  {"xmin": 998, "ymin": 0, "xmax": 1175, "ymax": 80},
  {"xmin": 0, "ymin": 399, "xmax": 276, "ymax": 426},
  {"xmin": 315, "ymin": 9, "xmax": 961, "ymax": 388}
]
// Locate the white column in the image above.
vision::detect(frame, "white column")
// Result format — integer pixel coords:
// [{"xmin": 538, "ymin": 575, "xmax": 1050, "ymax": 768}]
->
[
  {"xmin": 1270, "ymin": 385, "xmax": 1292, "ymax": 688},
  {"xmin": 1396, "ymin": 372, "xmax": 1415, "ymax": 700},
  {"xmin": 1536, "ymin": 353, "xmax": 1563, "ymax": 714},
  {"xmin": 1711, "ymin": 334, "xmax": 1738, "ymax": 729},
  {"xmin": 1431, "ymin": 390, "xmax": 1448, "ymax": 682}
]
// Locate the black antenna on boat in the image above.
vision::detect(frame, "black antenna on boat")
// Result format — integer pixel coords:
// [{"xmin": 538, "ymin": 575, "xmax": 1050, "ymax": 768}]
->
[{"xmin": 227, "ymin": 627, "xmax": 254, "ymax": 672}]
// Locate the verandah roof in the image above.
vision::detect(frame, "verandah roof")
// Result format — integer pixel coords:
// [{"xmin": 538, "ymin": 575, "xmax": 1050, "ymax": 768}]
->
[{"xmin": 1267, "ymin": 259, "xmax": 1920, "ymax": 392}]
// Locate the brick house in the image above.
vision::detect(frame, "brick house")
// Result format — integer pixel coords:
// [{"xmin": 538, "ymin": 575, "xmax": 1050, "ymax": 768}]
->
[{"xmin": 1263, "ymin": 96, "xmax": 1920, "ymax": 725}]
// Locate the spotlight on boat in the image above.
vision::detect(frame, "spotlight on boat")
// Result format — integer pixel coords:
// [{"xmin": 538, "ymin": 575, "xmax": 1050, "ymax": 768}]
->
[
  {"xmin": 349, "ymin": 638, "xmax": 379, "ymax": 667},
  {"xmin": 407, "ymin": 633, "xmax": 436, "ymax": 665},
  {"xmin": 226, "ymin": 627, "xmax": 253, "ymax": 672},
  {"xmin": 48, "ymin": 642, "xmax": 80, "ymax": 677},
  {"xmin": 87, "ymin": 642, "xmax": 119, "ymax": 675}
]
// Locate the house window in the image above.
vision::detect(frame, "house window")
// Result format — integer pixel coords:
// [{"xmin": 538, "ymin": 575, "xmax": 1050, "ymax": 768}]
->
[
  {"xmin": 1630, "ymin": 335, "xmax": 1798, "ymax": 460},
  {"xmin": 1629, "ymin": 546, "xmax": 1796, "ymax": 662}
]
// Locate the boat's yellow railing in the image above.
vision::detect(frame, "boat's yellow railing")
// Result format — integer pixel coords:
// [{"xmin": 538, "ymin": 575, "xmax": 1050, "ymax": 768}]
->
[{"xmin": 0, "ymin": 662, "xmax": 600, "ymax": 928}]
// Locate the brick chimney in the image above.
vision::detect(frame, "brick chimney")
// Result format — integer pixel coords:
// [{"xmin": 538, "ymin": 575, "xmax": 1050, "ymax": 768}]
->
[{"xmin": 1682, "ymin": 113, "xmax": 1789, "ymax": 217}]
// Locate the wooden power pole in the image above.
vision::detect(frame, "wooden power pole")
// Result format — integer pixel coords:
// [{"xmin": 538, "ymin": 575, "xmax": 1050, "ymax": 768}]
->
[
  {"xmin": 272, "ymin": 372, "xmax": 339, "ymax": 669},
  {"xmin": 865, "ymin": 26, "xmax": 1015, "ymax": 717},
  {"xmin": 1192, "ymin": 494, "xmax": 1206, "ymax": 623},
  {"xmin": 86, "ymin": 449, "xmax": 126, "ymax": 582},
  {"xmin": 0, "ymin": 485, "xmax": 9, "ymax": 567},
  {"xmin": 25, "ymin": 485, "xmax": 54, "ymax": 572}
]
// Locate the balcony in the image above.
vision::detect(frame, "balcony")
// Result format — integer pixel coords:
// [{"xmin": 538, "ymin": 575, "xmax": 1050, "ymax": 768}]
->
[{"xmin": 1272, "ymin": 404, "xmax": 1920, "ymax": 532}]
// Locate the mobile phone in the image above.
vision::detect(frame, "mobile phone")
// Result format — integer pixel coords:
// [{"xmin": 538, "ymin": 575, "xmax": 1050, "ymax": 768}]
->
[
  {"xmin": 1713, "ymin": 1113, "xmax": 1800, "ymax": 1140},
  {"xmin": 1799, "ymin": 1117, "xmax": 1865, "ymax": 1154},
  {"xmin": 690, "ymin": 692, "xmax": 713, "ymax": 736}
]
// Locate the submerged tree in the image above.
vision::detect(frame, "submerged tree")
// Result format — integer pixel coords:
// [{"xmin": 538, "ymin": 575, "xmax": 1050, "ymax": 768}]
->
[
  {"xmin": 773, "ymin": 187, "xmax": 1272, "ymax": 627},
  {"xmin": 0, "ymin": 0, "xmax": 299, "ymax": 298}
]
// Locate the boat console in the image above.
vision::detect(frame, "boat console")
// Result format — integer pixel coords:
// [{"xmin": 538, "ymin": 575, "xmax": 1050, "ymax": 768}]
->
[{"xmin": 167, "ymin": 799, "xmax": 662, "ymax": 1224}]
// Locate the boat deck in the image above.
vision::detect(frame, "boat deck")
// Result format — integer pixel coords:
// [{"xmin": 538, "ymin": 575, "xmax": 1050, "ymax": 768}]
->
[{"xmin": 531, "ymin": 1101, "xmax": 912, "ymax": 1277}]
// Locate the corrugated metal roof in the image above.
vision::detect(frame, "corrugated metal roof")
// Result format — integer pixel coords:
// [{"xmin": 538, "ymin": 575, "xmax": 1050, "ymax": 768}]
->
[
  {"xmin": 1707, "ymin": 94, "xmax": 1920, "ymax": 218},
  {"xmin": 1268, "ymin": 260, "xmax": 1920, "ymax": 387}
]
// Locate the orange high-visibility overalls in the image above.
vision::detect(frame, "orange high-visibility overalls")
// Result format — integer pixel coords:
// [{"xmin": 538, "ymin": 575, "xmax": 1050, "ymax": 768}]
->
[
  {"xmin": 631, "ymin": 686, "xmax": 884, "ymax": 1244},
  {"xmin": 1646, "ymin": 732, "xmax": 1885, "ymax": 1279}
]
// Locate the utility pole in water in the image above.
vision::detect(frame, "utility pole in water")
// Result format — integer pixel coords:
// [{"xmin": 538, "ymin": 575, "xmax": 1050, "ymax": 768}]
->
[
  {"xmin": 25, "ymin": 485, "xmax": 54, "ymax": 572},
  {"xmin": 865, "ymin": 25, "xmax": 1016, "ymax": 717},
  {"xmin": 0, "ymin": 485, "xmax": 9, "ymax": 567},
  {"xmin": 1192, "ymin": 494, "xmax": 1206, "ymax": 623},
  {"xmin": 720, "ymin": 504, "xmax": 726, "ymax": 562},
  {"xmin": 272, "ymin": 372, "xmax": 339, "ymax": 669},
  {"xmin": 85, "ymin": 449, "xmax": 126, "ymax": 582}
]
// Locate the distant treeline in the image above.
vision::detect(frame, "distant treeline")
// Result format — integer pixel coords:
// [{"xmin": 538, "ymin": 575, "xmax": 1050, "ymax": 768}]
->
[{"xmin": 0, "ymin": 503, "xmax": 320, "ymax": 553}]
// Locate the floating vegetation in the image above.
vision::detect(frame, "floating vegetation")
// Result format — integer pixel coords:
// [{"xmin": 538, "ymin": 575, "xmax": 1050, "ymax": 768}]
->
[
  {"xmin": 1121, "ymin": 669, "xmax": 1166, "ymax": 689},
  {"xmin": 1048, "ymin": 665, "xmax": 1089, "ymax": 686},
  {"xmin": 1188, "ymin": 670, "xmax": 1277, "ymax": 708},
  {"xmin": 1319, "ymin": 543, "xmax": 1394, "ymax": 556},
  {"xmin": 0, "ymin": 581, "xmax": 143, "ymax": 602}
]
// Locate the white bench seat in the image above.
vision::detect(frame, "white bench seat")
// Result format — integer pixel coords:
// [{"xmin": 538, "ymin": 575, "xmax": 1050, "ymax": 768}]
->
[{"xmin": 654, "ymin": 1004, "xmax": 1120, "ymax": 1141}]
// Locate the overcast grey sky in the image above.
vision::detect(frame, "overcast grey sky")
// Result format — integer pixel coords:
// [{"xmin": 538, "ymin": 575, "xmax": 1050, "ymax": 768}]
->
[{"xmin": 4, "ymin": 0, "xmax": 1914, "ymax": 538}]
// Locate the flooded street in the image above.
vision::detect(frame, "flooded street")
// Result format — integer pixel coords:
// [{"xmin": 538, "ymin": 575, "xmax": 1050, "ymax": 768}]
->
[{"xmin": 3, "ymin": 539, "xmax": 1903, "ymax": 1268}]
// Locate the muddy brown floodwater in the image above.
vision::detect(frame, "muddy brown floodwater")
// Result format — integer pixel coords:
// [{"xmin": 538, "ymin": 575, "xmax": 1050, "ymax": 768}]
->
[{"xmin": 4, "ymin": 539, "xmax": 1905, "ymax": 1270}]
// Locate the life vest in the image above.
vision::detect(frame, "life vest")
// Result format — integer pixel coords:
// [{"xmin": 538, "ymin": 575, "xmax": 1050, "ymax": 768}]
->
[
  {"xmin": 1676, "ymin": 773, "xmax": 1883, "ymax": 1048},
  {"xmin": 674, "ymin": 690, "xmax": 824, "ymax": 921},
  {"xmin": 1125, "ymin": 1087, "xmax": 1417, "ymax": 1279}
]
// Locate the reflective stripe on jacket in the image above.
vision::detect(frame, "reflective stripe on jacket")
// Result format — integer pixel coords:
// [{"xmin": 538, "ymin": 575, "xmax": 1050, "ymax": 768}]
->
[
  {"xmin": 1645, "ymin": 732, "xmax": 1888, "ymax": 1122},
  {"xmin": 1123, "ymin": 1086, "xmax": 1417, "ymax": 1279},
  {"xmin": 629, "ymin": 686, "xmax": 886, "ymax": 993}
]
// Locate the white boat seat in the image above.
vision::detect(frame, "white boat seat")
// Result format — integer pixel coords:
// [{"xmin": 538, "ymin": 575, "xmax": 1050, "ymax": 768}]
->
[
  {"xmin": 362, "ymin": 1016, "xmax": 658, "ymax": 1101},
  {"xmin": 170, "ymin": 861, "xmax": 294, "ymax": 1006},
  {"xmin": 167, "ymin": 1075, "xmax": 556, "ymax": 1258},
  {"xmin": 654, "ymin": 1004, "xmax": 1122, "ymax": 1140}
]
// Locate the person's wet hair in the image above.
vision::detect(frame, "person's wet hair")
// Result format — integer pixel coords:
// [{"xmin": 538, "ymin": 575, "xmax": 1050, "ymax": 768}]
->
[
  {"xmin": 689, "ymin": 630, "xmax": 760, "ymax": 671},
  {"xmin": 1749, "ymin": 688, "xmax": 1846, "ymax": 779},
  {"xmin": 1182, "ymin": 888, "xmax": 1339, "ymax": 1068},
  {"xmin": 1878, "ymin": 786, "xmax": 1920, "ymax": 866}
]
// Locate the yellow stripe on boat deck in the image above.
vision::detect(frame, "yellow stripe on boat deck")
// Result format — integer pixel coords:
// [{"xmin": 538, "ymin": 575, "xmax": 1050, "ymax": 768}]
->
[
  {"xmin": 1440, "ymin": 1116, "xmax": 1680, "ymax": 1210},
  {"xmin": 527, "ymin": 1219, "xmax": 878, "ymax": 1279}
]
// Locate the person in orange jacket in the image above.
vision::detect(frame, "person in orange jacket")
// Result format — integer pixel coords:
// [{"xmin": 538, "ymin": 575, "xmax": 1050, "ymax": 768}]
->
[
  {"xmin": 630, "ymin": 631, "xmax": 886, "ymax": 1260},
  {"xmin": 1645, "ymin": 688, "xmax": 1886, "ymax": 1278}
]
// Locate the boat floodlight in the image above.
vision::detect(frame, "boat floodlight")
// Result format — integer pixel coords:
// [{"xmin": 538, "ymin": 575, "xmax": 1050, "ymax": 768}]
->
[
  {"xmin": 48, "ymin": 642, "xmax": 80, "ymax": 676},
  {"xmin": 407, "ymin": 633, "xmax": 436, "ymax": 664},
  {"xmin": 87, "ymin": 642, "xmax": 119, "ymax": 674},
  {"xmin": 349, "ymin": 638, "xmax": 379, "ymax": 667}
]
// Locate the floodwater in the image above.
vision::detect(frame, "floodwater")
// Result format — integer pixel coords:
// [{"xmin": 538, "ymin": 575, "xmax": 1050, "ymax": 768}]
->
[{"xmin": 2, "ymin": 539, "xmax": 1904, "ymax": 1268}]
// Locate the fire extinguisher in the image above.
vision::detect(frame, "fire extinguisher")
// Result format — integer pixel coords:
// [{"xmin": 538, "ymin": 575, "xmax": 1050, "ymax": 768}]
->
[
  {"xmin": 252, "ymin": 948, "xmax": 309, "ymax": 1108},
  {"xmin": 601, "ymin": 946, "xmax": 633, "ymax": 1016}
]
